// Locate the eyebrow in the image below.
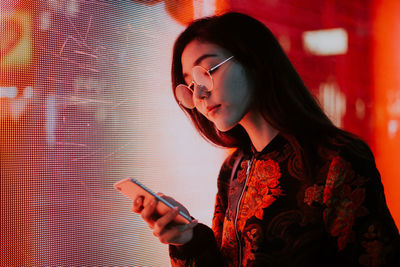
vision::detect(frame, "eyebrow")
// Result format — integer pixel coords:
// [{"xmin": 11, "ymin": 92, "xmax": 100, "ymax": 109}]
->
[{"xmin": 182, "ymin": 54, "xmax": 218, "ymax": 78}]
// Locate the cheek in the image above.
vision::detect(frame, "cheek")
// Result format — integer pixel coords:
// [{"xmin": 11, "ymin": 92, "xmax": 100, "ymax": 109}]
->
[
  {"xmin": 213, "ymin": 92, "xmax": 254, "ymax": 132},
  {"xmin": 206, "ymin": 66, "xmax": 255, "ymax": 131},
  {"xmin": 223, "ymin": 69, "xmax": 254, "ymax": 109}
]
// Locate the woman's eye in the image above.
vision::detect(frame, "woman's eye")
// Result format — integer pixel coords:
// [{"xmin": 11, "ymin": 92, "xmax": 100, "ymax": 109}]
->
[
  {"xmin": 199, "ymin": 61, "xmax": 214, "ymax": 71},
  {"xmin": 206, "ymin": 62, "xmax": 217, "ymax": 70}
]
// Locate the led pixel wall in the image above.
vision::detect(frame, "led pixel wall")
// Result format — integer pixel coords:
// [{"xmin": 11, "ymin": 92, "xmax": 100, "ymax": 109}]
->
[{"xmin": 1, "ymin": 0, "xmax": 398, "ymax": 265}]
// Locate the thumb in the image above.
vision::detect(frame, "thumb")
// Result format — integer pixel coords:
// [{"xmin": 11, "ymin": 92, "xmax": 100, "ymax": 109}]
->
[{"xmin": 179, "ymin": 219, "xmax": 198, "ymax": 232}]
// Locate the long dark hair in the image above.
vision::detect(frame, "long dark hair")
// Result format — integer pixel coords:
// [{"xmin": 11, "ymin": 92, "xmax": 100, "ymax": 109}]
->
[{"xmin": 171, "ymin": 12, "xmax": 371, "ymax": 174}]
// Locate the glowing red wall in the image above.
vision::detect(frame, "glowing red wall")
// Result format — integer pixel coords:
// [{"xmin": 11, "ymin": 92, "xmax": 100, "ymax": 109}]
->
[{"xmin": 214, "ymin": 0, "xmax": 399, "ymax": 228}]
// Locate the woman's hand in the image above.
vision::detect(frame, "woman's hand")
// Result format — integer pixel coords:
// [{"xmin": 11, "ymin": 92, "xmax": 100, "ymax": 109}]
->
[{"xmin": 131, "ymin": 194, "xmax": 198, "ymax": 246}]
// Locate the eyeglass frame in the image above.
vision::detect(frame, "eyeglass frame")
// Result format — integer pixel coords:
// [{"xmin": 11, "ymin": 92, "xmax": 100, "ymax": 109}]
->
[{"xmin": 175, "ymin": 55, "xmax": 234, "ymax": 108}]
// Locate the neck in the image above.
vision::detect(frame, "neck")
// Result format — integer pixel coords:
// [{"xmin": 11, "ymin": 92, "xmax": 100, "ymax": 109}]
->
[{"xmin": 239, "ymin": 110, "xmax": 279, "ymax": 152}]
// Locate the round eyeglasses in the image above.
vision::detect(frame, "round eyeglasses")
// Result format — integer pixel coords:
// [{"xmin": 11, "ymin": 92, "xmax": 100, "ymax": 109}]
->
[{"xmin": 175, "ymin": 56, "xmax": 234, "ymax": 109}]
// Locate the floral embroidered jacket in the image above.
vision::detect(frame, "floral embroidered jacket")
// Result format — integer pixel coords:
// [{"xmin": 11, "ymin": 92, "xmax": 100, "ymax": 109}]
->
[{"xmin": 169, "ymin": 134, "xmax": 400, "ymax": 266}]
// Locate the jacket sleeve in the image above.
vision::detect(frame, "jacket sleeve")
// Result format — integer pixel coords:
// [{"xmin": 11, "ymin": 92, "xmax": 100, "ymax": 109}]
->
[
  {"xmin": 169, "ymin": 150, "xmax": 239, "ymax": 266},
  {"xmin": 322, "ymin": 148, "xmax": 400, "ymax": 266}
]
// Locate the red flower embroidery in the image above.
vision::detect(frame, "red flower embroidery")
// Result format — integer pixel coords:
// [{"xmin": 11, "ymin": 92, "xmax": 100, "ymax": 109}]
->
[
  {"xmin": 237, "ymin": 159, "xmax": 284, "ymax": 231},
  {"xmin": 242, "ymin": 223, "xmax": 263, "ymax": 266},
  {"xmin": 220, "ymin": 219, "xmax": 238, "ymax": 266},
  {"xmin": 253, "ymin": 158, "xmax": 281, "ymax": 180},
  {"xmin": 222, "ymin": 219, "xmax": 236, "ymax": 244},
  {"xmin": 328, "ymin": 198, "xmax": 357, "ymax": 250},
  {"xmin": 359, "ymin": 240, "xmax": 384, "ymax": 267},
  {"xmin": 212, "ymin": 194, "xmax": 224, "ymax": 247},
  {"xmin": 359, "ymin": 224, "xmax": 389, "ymax": 267},
  {"xmin": 323, "ymin": 156, "xmax": 353, "ymax": 204},
  {"xmin": 237, "ymin": 160, "xmax": 249, "ymax": 183},
  {"xmin": 170, "ymin": 258, "xmax": 187, "ymax": 266},
  {"xmin": 304, "ymin": 184, "xmax": 324, "ymax": 206},
  {"xmin": 323, "ymin": 156, "xmax": 367, "ymax": 251}
]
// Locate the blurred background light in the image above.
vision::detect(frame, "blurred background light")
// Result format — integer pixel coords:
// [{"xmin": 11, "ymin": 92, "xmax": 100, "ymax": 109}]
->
[
  {"xmin": 303, "ymin": 28, "xmax": 348, "ymax": 56},
  {"xmin": 0, "ymin": 86, "xmax": 18, "ymax": 98}
]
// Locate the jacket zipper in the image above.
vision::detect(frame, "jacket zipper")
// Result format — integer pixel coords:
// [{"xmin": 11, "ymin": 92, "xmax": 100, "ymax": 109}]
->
[{"xmin": 234, "ymin": 155, "xmax": 254, "ymax": 266}]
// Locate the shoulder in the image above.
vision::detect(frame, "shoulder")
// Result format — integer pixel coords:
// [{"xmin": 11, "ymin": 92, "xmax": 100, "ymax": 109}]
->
[
  {"xmin": 320, "ymin": 138, "xmax": 381, "ymax": 203},
  {"xmin": 218, "ymin": 149, "xmax": 243, "ymax": 178},
  {"xmin": 318, "ymin": 135, "xmax": 377, "ymax": 175},
  {"xmin": 304, "ymin": 137, "xmax": 382, "ymax": 214},
  {"xmin": 337, "ymin": 138, "xmax": 377, "ymax": 176}
]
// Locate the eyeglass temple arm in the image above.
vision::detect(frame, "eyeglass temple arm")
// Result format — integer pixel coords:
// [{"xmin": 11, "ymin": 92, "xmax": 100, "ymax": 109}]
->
[{"xmin": 209, "ymin": 56, "xmax": 234, "ymax": 73}]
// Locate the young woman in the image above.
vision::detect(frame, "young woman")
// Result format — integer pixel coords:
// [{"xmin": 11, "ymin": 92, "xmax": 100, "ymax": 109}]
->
[{"xmin": 132, "ymin": 12, "xmax": 400, "ymax": 266}]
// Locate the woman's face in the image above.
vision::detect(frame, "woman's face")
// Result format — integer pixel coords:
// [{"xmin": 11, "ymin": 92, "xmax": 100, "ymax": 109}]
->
[{"xmin": 180, "ymin": 40, "xmax": 255, "ymax": 132}]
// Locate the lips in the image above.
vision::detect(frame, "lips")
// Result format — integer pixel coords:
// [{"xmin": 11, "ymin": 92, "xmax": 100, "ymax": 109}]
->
[{"xmin": 206, "ymin": 104, "xmax": 221, "ymax": 116}]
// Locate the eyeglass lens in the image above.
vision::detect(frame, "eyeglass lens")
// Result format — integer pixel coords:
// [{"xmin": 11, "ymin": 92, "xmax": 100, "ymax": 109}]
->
[
  {"xmin": 176, "ymin": 66, "xmax": 212, "ymax": 109},
  {"xmin": 192, "ymin": 66, "xmax": 213, "ymax": 90},
  {"xmin": 176, "ymin": 84, "xmax": 196, "ymax": 109}
]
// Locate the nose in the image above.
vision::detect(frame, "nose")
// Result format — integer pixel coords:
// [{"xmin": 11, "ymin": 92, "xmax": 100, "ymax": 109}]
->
[{"xmin": 192, "ymin": 83, "xmax": 210, "ymax": 101}]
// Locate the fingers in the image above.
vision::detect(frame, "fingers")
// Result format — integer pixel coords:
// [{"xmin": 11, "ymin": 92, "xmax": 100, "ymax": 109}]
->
[
  {"xmin": 131, "ymin": 196, "xmax": 144, "ymax": 213},
  {"xmin": 131, "ymin": 196, "xmax": 159, "ymax": 230},
  {"xmin": 130, "ymin": 194, "xmax": 197, "ymax": 245},
  {"xmin": 153, "ymin": 208, "xmax": 198, "ymax": 245},
  {"xmin": 158, "ymin": 219, "xmax": 198, "ymax": 245},
  {"xmin": 153, "ymin": 207, "xmax": 179, "ymax": 237},
  {"xmin": 141, "ymin": 198, "xmax": 157, "ymax": 228},
  {"xmin": 179, "ymin": 219, "xmax": 198, "ymax": 233}
]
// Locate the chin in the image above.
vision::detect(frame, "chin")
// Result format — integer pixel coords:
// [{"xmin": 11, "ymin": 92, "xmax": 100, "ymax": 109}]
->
[{"xmin": 214, "ymin": 120, "xmax": 237, "ymax": 132}]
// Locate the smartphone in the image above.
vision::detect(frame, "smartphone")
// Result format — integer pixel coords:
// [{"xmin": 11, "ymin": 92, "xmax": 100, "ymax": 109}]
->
[{"xmin": 113, "ymin": 178, "xmax": 192, "ymax": 224}]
